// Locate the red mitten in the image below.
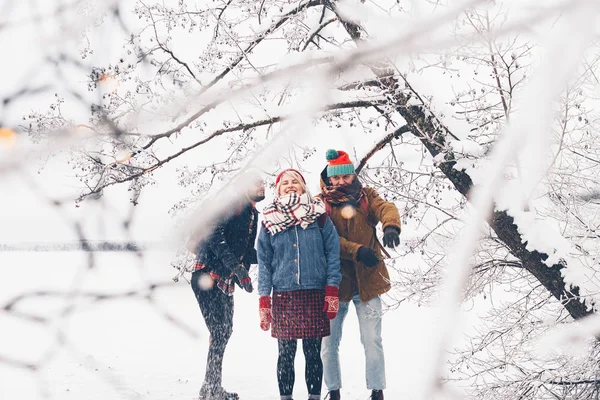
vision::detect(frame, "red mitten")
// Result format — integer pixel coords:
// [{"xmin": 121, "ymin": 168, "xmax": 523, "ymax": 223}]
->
[
  {"xmin": 323, "ymin": 286, "xmax": 339, "ymax": 320},
  {"xmin": 259, "ymin": 296, "xmax": 272, "ymax": 331}
]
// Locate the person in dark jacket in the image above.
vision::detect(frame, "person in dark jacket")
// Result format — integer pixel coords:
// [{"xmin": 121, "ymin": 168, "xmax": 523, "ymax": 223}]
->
[
  {"xmin": 258, "ymin": 168, "xmax": 341, "ymax": 400},
  {"xmin": 187, "ymin": 172, "xmax": 265, "ymax": 400},
  {"xmin": 319, "ymin": 150, "xmax": 401, "ymax": 400}
]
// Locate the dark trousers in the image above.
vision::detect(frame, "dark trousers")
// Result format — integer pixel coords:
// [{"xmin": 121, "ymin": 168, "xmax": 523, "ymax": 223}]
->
[
  {"xmin": 277, "ymin": 338, "xmax": 323, "ymax": 397},
  {"xmin": 192, "ymin": 272, "xmax": 234, "ymax": 393}
]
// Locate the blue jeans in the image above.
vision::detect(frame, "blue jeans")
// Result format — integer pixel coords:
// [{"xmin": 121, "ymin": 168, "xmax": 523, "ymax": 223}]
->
[{"xmin": 321, "ymin": 294, "xmax": 386, "ymax": 391}]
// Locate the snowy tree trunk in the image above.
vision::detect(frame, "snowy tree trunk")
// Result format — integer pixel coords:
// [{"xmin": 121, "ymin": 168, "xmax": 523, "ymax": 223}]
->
[{"xmin": 334, "ymin": 3, "xmax": 593, "ymax": 322}]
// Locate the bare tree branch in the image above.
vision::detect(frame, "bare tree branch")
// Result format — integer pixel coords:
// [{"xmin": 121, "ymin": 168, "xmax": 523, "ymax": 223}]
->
[
  {"xmin": 302, "ymin": 17, "xmax": 338, "ymax": 51},
  {"xmin": 81, "ymin": 99, "xmax": 383, "ymax": 199},
  {"xmin": 331, "ymin": 0, "xmax": 594, "ymax": 322},
  {"xmin": 141, "ymin": 1, "xmax": 203, "ymax": 86},
  {"xmin": 355, "ymin": 124, "xmax": 410, "ymax": 174},
  {"xmin": 200, "ymin": 0, "xmax": 325, "ymax": 95}
]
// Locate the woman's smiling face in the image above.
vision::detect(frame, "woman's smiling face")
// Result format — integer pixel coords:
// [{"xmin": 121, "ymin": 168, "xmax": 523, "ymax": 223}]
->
[{"xmin": 278, "ymin": 173, "xmax": 305, "ymax": 196}]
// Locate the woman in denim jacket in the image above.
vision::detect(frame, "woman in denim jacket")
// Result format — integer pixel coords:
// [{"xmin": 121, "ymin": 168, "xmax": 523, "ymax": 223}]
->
[{"xmin": 258, "ymin": 169, "xmax": 341, "ymax": 400}]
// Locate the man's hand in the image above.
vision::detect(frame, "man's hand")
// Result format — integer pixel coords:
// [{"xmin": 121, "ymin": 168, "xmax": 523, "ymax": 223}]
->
[
  {"xmin": 232, "ymin": 264, "xmax": 253, "ymax": 293},
  {"xmin": 382, "ymin": 227, "xmax": 400, "ymax": 249},
  {"xmin": 356, "ymin": 247, "xmax": 379, "ymax": 268}
]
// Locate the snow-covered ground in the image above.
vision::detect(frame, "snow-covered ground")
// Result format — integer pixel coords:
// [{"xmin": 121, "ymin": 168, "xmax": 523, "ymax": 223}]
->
[{"xmin": 0, "ymin": 249, "xmax": 444, "ymax": 400}]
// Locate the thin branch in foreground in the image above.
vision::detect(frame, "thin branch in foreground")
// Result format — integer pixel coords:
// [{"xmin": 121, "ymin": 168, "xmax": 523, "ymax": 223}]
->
[
  {"xmin": 0, "ymin": 241, "xmax": 165, "ymax": 252},
  {"xmin": 0, "ymin": 355, "xmax": 38, "ymax": 371}
]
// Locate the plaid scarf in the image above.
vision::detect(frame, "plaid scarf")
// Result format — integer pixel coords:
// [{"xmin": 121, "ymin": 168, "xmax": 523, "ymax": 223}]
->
[
  {"xmin": 262, "ymin": 193, "xmax": 326, "ymax": 235},
  {"xmin": 321, "ymin": 178, "xmax": 365, "ymax": 206}
]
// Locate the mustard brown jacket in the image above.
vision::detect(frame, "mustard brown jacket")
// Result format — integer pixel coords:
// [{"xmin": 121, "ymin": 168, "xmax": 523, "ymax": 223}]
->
[{"xmin": 319, "ymin": 171, "xmax": 401, "ymax": 302}]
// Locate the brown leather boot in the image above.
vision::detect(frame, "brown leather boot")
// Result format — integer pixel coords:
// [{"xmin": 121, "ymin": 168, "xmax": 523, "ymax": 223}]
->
[{"xmin": 370, "ymin": 390, "xmax": 384, "ymax": 400}]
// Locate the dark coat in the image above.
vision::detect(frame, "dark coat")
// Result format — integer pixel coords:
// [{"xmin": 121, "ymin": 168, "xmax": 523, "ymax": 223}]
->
[
  {"xmin": 319, "ymin": 170, "xmax": 401, "ymax": 302},
  {"xmin": 189, "ymin": 201, "xmax": 258, "ymax": 277}
]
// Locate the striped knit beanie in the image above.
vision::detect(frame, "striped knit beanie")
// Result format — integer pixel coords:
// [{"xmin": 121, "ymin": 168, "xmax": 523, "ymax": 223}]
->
[{"xmin": 326, "ymin": 149, "xmax": 355, "ymax": 177}]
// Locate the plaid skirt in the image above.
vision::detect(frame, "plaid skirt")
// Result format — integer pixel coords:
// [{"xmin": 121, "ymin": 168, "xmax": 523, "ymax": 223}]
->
[{"xmin": 271, "ymin": 289, "xmax": 330, "ymax": 340}]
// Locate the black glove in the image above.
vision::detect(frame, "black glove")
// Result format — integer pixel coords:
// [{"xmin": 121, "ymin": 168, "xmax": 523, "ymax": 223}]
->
[
  {"xmin": 382, "ymin": 227, "xmax": 400, "ymax": 249},
  {"xmin": 231, "ymin": 264, "xmax": 253, "ymax": 293},
  {"xmin": 356, "ymin": 247, "xmax": 379, "ymax": 268}
]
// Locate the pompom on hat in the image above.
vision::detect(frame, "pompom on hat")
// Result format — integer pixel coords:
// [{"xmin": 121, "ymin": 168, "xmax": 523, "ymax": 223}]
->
[{"xmin": 326, "ymin": 149, "xmax": 355, "ymax": 177}]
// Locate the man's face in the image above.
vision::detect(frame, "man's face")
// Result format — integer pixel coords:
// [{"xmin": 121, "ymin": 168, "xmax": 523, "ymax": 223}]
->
[
  {"xmin": 247, "ymin": 180, "xmax": 265, "ymax": 202},
  {"xmin": 329, "ymin": 174, "xmax": 355, "ymax": 187}
]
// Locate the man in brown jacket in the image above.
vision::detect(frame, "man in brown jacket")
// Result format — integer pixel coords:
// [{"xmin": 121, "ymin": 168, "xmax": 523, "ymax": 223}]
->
[{"xmin": 319, "ymin": 149, "xmax": 401, "ymax": 400}]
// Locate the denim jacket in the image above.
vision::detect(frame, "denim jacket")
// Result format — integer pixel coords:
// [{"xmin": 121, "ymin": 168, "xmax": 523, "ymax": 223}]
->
[{"xmin": 257, "ymin": 216, "xmax": 341, "ymax": 296}]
